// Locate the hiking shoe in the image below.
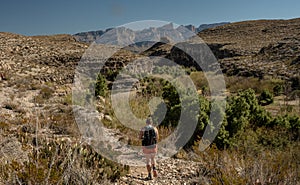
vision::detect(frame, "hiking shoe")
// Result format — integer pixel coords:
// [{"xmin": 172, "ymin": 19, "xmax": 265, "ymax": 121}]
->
[
  {"xmin": 145, "ymin": 174, "xmax": 153, "ymax": 181},
  {"xmin": 153, "ymin": 169, "xmax": 158, "ymax": 178}
]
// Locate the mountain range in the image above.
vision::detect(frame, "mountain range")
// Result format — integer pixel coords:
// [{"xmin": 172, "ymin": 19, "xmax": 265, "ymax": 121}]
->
[{"xmin": 73, "ymin": 22, "xmax": 229, "ymax": 43}]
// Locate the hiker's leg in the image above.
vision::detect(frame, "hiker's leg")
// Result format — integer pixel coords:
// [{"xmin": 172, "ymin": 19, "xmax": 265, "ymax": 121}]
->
[
  {"xmin": 150, "ymin": 153, "xmax": 156, "ymax": 167},
  {"xmin": 146, "ymin": 164, "xmax": 151, "ymax": 173},
  {"xmin": 151, "ymin": 153, "xmax": 158, "ymax": 177},
  {"xmin": 145, "ymin": 154, "xmax": 151, "ymax": 170},
  {"xmin": 145, "ymin": 154, "xmax": 152, "ymax": 179}
]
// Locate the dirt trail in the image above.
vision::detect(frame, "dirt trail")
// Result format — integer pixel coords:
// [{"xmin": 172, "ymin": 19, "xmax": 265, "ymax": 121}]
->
[{"xmin": 117, "ymin": 158, "xmax": 202, "ymax": 185}]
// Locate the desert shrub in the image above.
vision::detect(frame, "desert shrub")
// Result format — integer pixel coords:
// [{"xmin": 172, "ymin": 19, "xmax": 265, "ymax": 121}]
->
[
  {"xmin": 189, "ymin": 71, "xmax": 209, "ymax": 90},
  {"xmin": 289, "ymin": 90, "xmax": 300, "ymax": 100},
  {"xmin": 289, "ymin": 116, "xmax": 300, "ymax": 140},
  {"xmin": 149, "ymin": 82, "xmax": 180, "ymax": 129},
  {"xmin": 105, "ymin": 68, "xmax": 118, "ymax": 81},
  {"xmin": 62, "ymin": 94, "xmax": 72, "ymax": 105},
  {"xmin": 39, "ymin": 86, "xmax": 54, "ymax": 99},
  {"xmin": 273, "ymin": 84, "xmax": 283, "ymax": 96},
  {"xmin": 258, "ymin": 90, "xmax": 274, "ymax": 105},
  {"xmin": 253, "ymin": 106, "xmax": 272, "ymax": 127},
  {"xmin": 213, "ymin": 89, "xmax": 273, "ymax": 148},
  {"xmin": 270, "ymin": 115, "xmax": 291, "ymax": 129},
  {"xmin": 186, "ymin": 87, "xmax": 300, "ymax": 183},
  {"xmin": 95, "ymin": 74, "xmax": 108, "ymax": 97},
  {"xmin": 226, "ymin": 92, "xmax": 251, "ymax": 136},
  {"xmin": 291, "ymin": 75, "xmax": 300, "ymax": 90},
  {"xmin": 257, "ymin": 127, "xmax": 291, "ymax": 148},
  {"xmin": 270, "ymin": 115, "xmax": 300, "ymax": 141},
  {"xmin": 152, "ymin": 65, "xmax": 186, "ymax": 77},
  {"xmin": 158, "ymin": 88, "xmax": 274, "ymax": 149},
  {"xmin": 0, "ymin": 122, "xmax": 9, "ymax": 130},
  {"xmin": 34, "ymin": 85, "xmax": 55, "ymax": 104}
]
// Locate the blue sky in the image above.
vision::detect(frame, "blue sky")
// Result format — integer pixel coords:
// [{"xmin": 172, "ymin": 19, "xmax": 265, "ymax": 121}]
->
[{"xmin": 1, "ymin": 0, "xmax": 300, "ymax": 35}]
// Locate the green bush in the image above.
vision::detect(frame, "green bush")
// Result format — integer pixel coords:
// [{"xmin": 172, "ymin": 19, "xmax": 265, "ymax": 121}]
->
[
  {"xmin": 273, "ymin": 84, "xmax": 283, "ymax": 96},
  {"xmin": 95, "ymin": 74, "xmax": 108, "ymax": 97},
  {"xmin": 258, "ymin": 90, "xmax": 274, "ymax": 105},
  {"xmin": 291, "ymin": 76, "xmax": 300, "ymax": 90}
]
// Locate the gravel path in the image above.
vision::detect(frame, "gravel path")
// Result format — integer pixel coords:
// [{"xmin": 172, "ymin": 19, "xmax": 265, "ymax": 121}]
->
[{"xmin": 117, "ymin": 158, "xmax": 201, "ymax": 185}]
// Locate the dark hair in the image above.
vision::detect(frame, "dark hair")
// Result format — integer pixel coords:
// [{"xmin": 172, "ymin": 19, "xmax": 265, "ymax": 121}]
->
[{"xmin": 146, "ymin": 117, "xmax": 153, "ymax": 124}]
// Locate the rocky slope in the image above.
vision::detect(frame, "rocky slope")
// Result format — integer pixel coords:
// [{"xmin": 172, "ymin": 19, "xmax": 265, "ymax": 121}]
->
[
  {"xmin": 199, "ymin": 18, "xmax": 300, "ymax": 79},
  {"xmin": 0, "ymin": 32, "xmax": 89, "ymax": 137},
  {"xmin": 0, "ymin": 33, "xmax": 87, "ymax": 85},
  {"xmin": 0, "ymin": 33, "xmax": 110, "ymax": 184}
]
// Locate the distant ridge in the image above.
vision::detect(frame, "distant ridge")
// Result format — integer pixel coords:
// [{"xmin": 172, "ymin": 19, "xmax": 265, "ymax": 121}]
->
[{"xmin": 73, "ymin": 22, "xmax": 229, "ymax": 43}]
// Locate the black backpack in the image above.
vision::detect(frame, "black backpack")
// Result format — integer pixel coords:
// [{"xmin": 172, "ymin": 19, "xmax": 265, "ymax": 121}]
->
[{"xmin": 142, "ymin": 126, "xmax": 157, "ymax": 148}]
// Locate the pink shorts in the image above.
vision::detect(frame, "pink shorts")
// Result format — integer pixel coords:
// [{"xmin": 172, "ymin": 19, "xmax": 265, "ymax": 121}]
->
[{"xmin": 142, "ymin": 146, "xmax": 157, "ymax": 154}]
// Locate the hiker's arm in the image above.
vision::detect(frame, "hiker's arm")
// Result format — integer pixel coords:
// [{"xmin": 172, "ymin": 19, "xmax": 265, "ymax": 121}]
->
[{"xmin": 155, "ymin": 128, "xmax": 159, "ymax": 140}]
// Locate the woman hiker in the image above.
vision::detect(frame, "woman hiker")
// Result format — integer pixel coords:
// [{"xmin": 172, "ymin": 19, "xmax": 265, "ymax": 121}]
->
[{"xmin": 139, "ymin": 117, "xmax": 159, "ymax": 180}]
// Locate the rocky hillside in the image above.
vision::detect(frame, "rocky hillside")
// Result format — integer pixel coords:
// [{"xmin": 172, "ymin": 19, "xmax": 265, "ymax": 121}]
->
[
  {"xmin": 0, "ymin": 33, "xmax": 128, "ymax": 184},
  {"xmin": 199, "ymin": 18, "xmax": 300, "ymax": 79},
  {"xmin": 0, "ymin": 32, "xmax": 88, "ymax": 134},
  {"xmin": 0, "ymin": 32, "xmax": 87, "ymax": 85}
]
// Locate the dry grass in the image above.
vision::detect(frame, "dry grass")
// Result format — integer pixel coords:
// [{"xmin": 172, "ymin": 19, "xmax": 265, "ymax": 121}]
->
[
  {"xmin": 0, "ymin": 127, "xmax": 129, "ymax": 184},
  {"xmin": 225, "ymin": 76, "xmax": 282, "ymax": 93},
  {"xmin": 189, "ymin": 71, "xmax": 284, "ymax": 94},
  {"xmin": 192, "ymin": 142, "xmax": 300, "ymax": 185},
  {"xmin": 265, "ymin": 95, "xmax": 300, "ymax": 116}
]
